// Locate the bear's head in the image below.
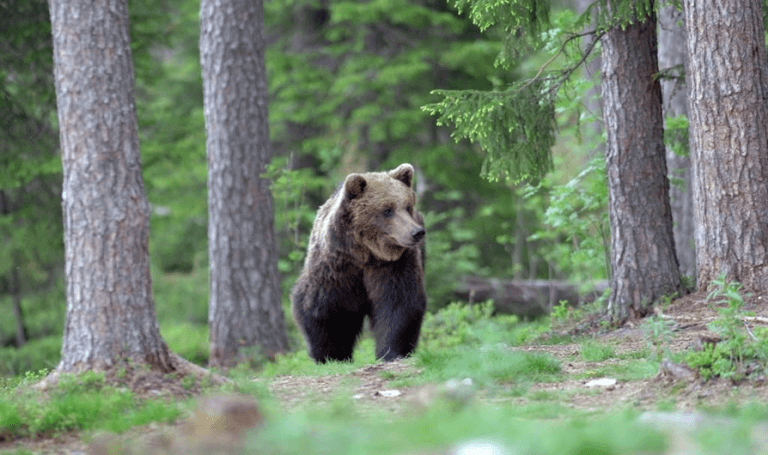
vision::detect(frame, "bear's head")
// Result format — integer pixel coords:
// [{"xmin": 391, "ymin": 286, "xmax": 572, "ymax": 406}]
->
[{"xmin": 343, "ymin": 163, "xmax": 425, "ymax": 262}]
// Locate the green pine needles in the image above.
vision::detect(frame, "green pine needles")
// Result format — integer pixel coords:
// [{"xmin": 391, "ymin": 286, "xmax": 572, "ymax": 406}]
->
[
  {"xmin": 423, "ymin": 81, "xmax": 556, "ymax": 183},
  {"xmin": 424, "ymin": 0, "xmax": 657, "ymax": 183}
]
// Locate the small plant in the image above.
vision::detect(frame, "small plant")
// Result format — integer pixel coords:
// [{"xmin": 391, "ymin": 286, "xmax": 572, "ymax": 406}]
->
[
  {"xmin": 679, "ymin": 274, "xmax": 696, "ymax": 293},
  {"xmin": 180, "ymin": 374, "xmax": 196, "ymax": 390},
  {"xmin": 551, "ymin": 300, "xmax": 571, "ymax": 322},
  {"xmin": 684, "ymin": 276, "xmax": 768, "ymax": 381},
  {"xmin": 642, "ymin": 316, "xmax": 676, "ymax": 362}
]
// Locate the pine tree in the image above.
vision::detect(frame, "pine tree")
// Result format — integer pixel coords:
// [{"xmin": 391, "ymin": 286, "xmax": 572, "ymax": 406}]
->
[
  {"xmin": 685, "ymin": 0, "xmax": 768, "ymax": 293},
  {"xmin": 201, "ymin": 0, "xmax": 289, "ymax": 366}
]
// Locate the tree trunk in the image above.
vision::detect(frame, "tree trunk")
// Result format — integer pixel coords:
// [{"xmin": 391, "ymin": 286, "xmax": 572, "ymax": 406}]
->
[
  {"xmin": 658, "ymin": 3, "xmax": 696, "ymax": 280},
  {"xmin": 10, "ymin": 258, "xmax": 26, "ymax": 347},
  {"xmin": 684, "ymin": 0, "xmax": 768, "ymax": 292},
  {"xmin": 600, "ymin": 2, "xmax": 681, "ymax": 322},
  {"xmin": 201, "ymin": 0, "xmax": 289, "ymax": 367},
  {"xmin": 49, "ymin": 0, "xmax": 173, "ymax": 373}
]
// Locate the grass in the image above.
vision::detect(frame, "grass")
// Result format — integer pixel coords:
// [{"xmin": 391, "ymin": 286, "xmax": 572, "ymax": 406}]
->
[
  {"xmin": 0, "ymin": 371, "xmax": 184, "ymax": 439},
  {"xmin": 576, "ymin": 359, "xmax": 659, "ymax": 381},
  {"xmin": 261, "ymin": 337, "xmax": 379, "ymax": 377},
  {"xmin": 250, "ymin": 402, "xmax": 668, "ymax": 455},
  {"xmin": 579, "ymin": 339, "xmax": 616, "ymax": 362},
  {"xmin": 412, "ymin": 344, "xmax": 561, "ymax": 387}
]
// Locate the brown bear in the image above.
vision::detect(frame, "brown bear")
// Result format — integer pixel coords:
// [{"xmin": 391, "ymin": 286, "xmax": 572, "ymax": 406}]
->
[{"xmin": 291, "ymin": 163, "xmax": 427, "ymax": 363}]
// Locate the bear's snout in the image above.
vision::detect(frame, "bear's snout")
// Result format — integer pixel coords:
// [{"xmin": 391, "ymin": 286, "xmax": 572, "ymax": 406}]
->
[{"xmin": 410, "ymin": 226, "xmax": 425, "ymax": 242}]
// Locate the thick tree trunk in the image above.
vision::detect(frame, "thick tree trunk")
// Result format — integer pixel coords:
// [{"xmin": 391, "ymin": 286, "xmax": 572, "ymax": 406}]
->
[
  {"xmin": 201, "ymin": 0, "xmax": 289, "ymax": 367},
  {"xmin": 600, "ymin": 2, "xmax": 681, "ymax": 322},
  {"xmin": 49, "ymin": 0, "xmax": 173, "ymax": 373},
  {"xmin": 658, "ymin": 3, "xmax": 695, "ymax": 280},
  {"xmin": 684, "ymin": 0, "xmax": 768, "ymax": 292}
]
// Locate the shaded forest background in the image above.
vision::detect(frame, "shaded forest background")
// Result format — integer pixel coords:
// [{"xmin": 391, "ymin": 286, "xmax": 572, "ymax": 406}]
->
[{"xmin": 1, "ymin": 0, "xmax": 673, "ymax": 369}]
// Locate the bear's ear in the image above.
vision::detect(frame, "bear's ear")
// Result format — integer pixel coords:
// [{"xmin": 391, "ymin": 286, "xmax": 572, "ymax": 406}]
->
[
  {"xmin": 389, "ymin": 163, "xmax": 414, "ymax": 188},
  {"xmin": 344, "ymin": 174, "xmax": 367, "ymax": 199}
]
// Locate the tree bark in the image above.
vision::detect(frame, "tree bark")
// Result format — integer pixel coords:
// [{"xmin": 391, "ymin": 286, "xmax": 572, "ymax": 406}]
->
[
  {"xmin": 201, "ymin": 0, "xmax": 289, "ymax": 367},
  {"xmin": 49, "ymin": 0, "xmax": 173, "ymax": 372},
  {"xmin": 600, "ymin": 2, "xmax": 681, "ymax": 322},
  {"xmin": 684, "ymin": 0, "xmax": 768, "ymax": 292},
  {"xmin": 658, "ymin": 3, "xmax": 696, "ymax": 280}
]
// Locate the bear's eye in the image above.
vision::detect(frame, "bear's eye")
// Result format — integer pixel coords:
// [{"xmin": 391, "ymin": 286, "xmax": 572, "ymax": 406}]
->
[
  {"xmin": 382, "ymin": 208, "xmax": 393, "ymax": 217},
  {"xmin": 406, "ymin": 205, "xmax": 413, "ymax": 214}
]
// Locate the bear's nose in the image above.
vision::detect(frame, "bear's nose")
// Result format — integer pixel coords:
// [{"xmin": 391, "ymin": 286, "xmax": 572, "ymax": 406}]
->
[{"xmin": 411, "ymin": 226, "xmax": 425, "ymax": 241}]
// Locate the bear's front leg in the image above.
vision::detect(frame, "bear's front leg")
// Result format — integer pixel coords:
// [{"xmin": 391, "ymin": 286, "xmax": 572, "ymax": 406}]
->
[
  {"xmin": 364, "ymin": 249, "xmax": 427, "ymax": 361},
  {"xmin": 292, "ymin": 274, "xmax": 369, "ymax": 363}
]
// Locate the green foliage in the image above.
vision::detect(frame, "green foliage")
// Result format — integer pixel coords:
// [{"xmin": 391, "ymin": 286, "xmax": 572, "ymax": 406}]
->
[
  {"xmin": 420, "ymin": 301, "xmax": 539, "ymax": 352},
  {"xmin": 664, "ymin": 114, "xmax": 690, "ymax": 159},
  {"xmin": 152, "ymin": 265, "xmax": 209, "ymax": 325},
  {"xmin": 160, "ymin": 322, "xmax": 209, "ymax": 366},
  {"xmin": 665, "ymin": 114, "xmax": 691, "ymax": 195},
  {"xmin": 421, "ymin": 301, "xmax": 495, "ymax": 350},
  {"xmin": 263, "ymin": 158, "xmax": 330, "ymax": 298},
  {"xmin": 0, "ymin": 0, "xmax": 65, "ymax": 351},
  {"xmin": 530, "ymin": 158, "xmax": 610, "ymax": 282},
  {"xmin": 685, "ymin": 276, "xmax": 768, "ymax": 381},
  {"xmin": 422, "ymin": 4, "xmax": 591, "ymax": 184},
  {"xmin": 0, "ymin": 281, "xmax": 66, "ymax": 348},
  {"xmin": 551, "ymin": 300, "xmax": 570, "ymax": 322},
  {"xmin": 421, "ymin": 210, "xmax": 485, "ymax": 308},
  {"xmin": 0, "ymin": 336, "xmax": 60, "ymax": 377},
  {"xmin": 424, "ymin": 82, "xmax": 556, "ymax": 183}
]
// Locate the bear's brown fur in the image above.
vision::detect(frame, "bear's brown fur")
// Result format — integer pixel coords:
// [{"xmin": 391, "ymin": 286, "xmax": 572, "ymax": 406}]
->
[{"xmin": 291, "ymin": 163, "xmax": 427, "ymax": 362}]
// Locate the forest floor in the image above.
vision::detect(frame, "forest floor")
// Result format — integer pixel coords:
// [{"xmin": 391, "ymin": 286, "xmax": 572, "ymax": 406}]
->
[
  {"xmin": 3, "ymin": 291, "xmax": 768, "ymax": 454},
  {"xmin": 267, "ymin": 291, "xmax": 768, "ymax": 414}
]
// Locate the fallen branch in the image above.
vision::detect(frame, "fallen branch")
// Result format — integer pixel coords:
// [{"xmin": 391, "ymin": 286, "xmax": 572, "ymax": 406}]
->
[
  {"xmin": 454, "ymin": 277, "xmax": 608, "ymax": 317},
  {"xmin": 653, "ymin": 308, "xmax": 768, "ymax": 325}
]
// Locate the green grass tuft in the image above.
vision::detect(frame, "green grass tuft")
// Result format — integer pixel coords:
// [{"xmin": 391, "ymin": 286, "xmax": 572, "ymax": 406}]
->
[
  {"xmin": 579, "ymin": 340, "xmax": 616, "ymax": 362},
  {"xmin": 0, "ymin": 372, "xmax": 183, "ymax": 439},
  {"xmin": 415, "ymin": 344, "xmax": 561, "ymax": 386}
]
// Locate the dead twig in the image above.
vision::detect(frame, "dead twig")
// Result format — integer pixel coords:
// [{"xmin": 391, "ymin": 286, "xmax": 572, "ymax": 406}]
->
[{"xmin": 745, "ymin": 321, "xmax": 758, "ymax": 341}]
